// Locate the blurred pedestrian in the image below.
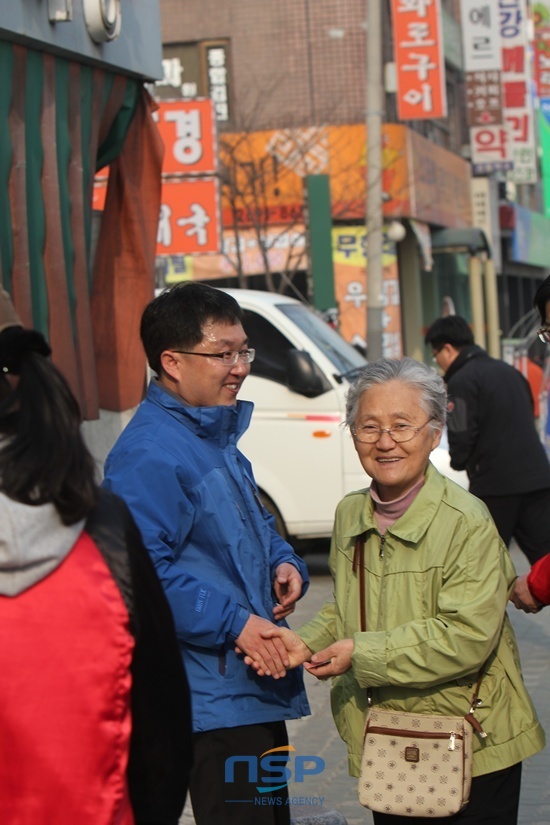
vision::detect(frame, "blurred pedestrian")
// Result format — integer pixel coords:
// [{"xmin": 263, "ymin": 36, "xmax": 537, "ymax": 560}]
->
[
  {"xmin": 103, "ymin": 282, "xmax": 310, "ymax": 825},
  {"xmin": 0, "ymin": 290, "xmax": 192, "ymax": 825},
  {"xmin": 252, "ymin": 358, "xmax": 544, "ymax": 825},
  {"xmin": 425, "ymin": 315, "xmax": 550, "ymax": 564},
  {"xmin": 526, "ymin": 354, "xmax": 543, "ymax": 420},
  {"xmin": 511, "ymin": 275, "xmax": 550, "ymax": 612}
]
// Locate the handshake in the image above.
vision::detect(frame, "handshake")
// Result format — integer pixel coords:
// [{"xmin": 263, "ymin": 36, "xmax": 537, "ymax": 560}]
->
[{"xmin": 235, "ymin": 615, "xmax": 354, "ymax": 680}]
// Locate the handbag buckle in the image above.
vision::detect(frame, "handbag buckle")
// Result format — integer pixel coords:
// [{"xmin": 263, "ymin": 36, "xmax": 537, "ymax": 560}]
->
[{"xmin": 404, "ymin": 746, "xmax": 419, "ymax": 762}]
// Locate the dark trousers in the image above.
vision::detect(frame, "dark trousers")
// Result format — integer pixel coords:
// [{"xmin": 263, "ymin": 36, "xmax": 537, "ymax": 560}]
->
[
  {"xmin": 372, "ymin": 762, "xmax": 522, "ymax": 825},
  {"xmin": 480, "ymin": 489, "xmax": 550, "ymax": 564},
  {"xmin": 189, "ymin": 721, "xmax": 290, "ymax": 825}
]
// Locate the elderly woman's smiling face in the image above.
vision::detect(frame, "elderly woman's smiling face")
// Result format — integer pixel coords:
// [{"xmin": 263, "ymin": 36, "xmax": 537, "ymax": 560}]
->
[{"xmin": 353, "ymin": 380, "xmax": 442, "ymax": 501}]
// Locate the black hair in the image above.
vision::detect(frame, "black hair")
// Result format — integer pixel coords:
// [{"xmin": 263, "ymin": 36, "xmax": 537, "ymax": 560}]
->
[
  {"xmin": 424, "ymin": 316, "xmax": 474, "ymax": 349},
  {"xmin": 0, "ymin": 329, "xmax": 98, "ymax": 525},
  {"xmin": 534, "ymin": 275, "xmax": 550, "ymax": 324},
  {"xmin": 140, "ymin": 283, "xmax": 244, "ymax": 375}
]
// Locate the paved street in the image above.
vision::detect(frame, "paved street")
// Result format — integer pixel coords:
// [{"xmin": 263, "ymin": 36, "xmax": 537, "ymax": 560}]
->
[{"xmin": 180, "ymin": 543, "xmax": 550, "ymax": 824}]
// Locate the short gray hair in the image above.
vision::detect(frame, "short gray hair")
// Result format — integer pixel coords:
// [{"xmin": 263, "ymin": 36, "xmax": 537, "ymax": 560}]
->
[{"xmin": 345, "ymin": 358, "xmax": 447, "ymax": 429}]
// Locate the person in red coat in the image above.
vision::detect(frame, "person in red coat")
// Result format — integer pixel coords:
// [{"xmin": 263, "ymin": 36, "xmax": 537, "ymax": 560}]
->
[
  {"xmin": 511, "ymin": 555, "xmax": 550, "ymax": 612},
  {"xmin": 0, "ymin": 289, "xmax": 192, "ymax": 825},
  {"xmin": 511, "ymin": 276, "xmax": 550, "ymax": 613}
]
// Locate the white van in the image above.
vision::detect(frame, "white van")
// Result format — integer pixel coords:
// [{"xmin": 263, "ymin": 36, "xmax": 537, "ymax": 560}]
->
[{"xmin": 224, "ymin": 289, "xmax": 467, "ymax": 546}]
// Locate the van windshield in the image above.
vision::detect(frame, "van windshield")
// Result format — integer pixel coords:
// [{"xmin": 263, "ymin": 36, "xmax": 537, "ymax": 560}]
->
[{"xmin": 277, "ymin": 303, "xmax": 367, "ymax": 379}]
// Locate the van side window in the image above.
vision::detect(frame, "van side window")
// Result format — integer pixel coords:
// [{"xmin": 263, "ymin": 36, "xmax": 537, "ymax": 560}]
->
[{"xmin": 242, "ymin": 310, "xmax": 294, "ymax": 385}]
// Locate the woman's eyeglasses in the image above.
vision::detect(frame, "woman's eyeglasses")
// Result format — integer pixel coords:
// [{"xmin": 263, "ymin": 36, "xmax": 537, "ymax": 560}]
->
[{"xmin": 352, "ymin": 419, "xmax": 434, "ymax": 444}]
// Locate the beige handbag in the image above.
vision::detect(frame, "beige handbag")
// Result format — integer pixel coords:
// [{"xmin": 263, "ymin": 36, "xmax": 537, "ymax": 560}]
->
[
  {"xmin": 358, "ymin": 707, "xmax": 474, "ymax": 816},
  {"xmin": 353, "ymin": 535, "xmax": 487, "ymax": 818}
]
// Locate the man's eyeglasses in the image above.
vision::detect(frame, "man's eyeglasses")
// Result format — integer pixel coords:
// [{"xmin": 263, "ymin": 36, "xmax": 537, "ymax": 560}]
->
[
  {"xmin": 172, "ymin": 348, "xmax": 256, "ymax": 366},
  {"xmin": 537, "ymin": 327, "xmax": 550, "ymax": 344},
  {"xmin": 431, "ymin": 347, "xmax": 443, "ymax": 363},
  {"xmin": 351, "ymin": 419, "xmax": 434, "ymax": 444}
]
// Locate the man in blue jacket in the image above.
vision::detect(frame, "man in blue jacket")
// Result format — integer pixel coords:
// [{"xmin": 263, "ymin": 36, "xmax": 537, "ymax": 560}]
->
[{"xmin": 103, "ymin": 283, "xmax": 310, "ymax": 825}]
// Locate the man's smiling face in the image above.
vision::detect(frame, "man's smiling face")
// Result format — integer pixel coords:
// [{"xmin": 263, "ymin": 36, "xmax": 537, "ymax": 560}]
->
[{"xmin": 160, "ymin": 320, "xmax": 251, "ymax": 407}]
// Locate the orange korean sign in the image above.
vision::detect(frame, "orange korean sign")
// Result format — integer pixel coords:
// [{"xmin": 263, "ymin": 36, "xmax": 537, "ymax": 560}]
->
[
  {"xmin": 391, "ymin": 0, "xmax": 447, "ymax": 120},
  {"xmin": 154, "ymin": 99, "xmax": 218, "ymax": 176},
  {"xmin": 219, "ymin": 127, "xmax": 327, "ymax": 226},
  {"xmin": 157, "ymin": 178, "xmax": 221, "ymax": 255},
  {"xmin": 328, "ymin": 124, "xmax": 471, "ymax": 228}
]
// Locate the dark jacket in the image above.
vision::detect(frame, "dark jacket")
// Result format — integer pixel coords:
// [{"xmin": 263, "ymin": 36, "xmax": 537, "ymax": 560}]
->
[
  {"xmin": 444, "ymin": 345, "xmax": 550, "ymax": 497},
  {"xmin": 87, "ymin": 490, "xmax": 193, "ymax": 824}
]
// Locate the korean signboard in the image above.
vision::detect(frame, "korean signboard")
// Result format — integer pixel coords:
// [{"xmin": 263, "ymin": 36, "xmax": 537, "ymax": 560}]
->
[
  {"xmin": 159, "ymin": 225, "xmax": 307, "ymax": 284},
  {"xmin": 461, "ymin": 0, "xmax": 511, "ymax": 173},
  {"xmin": 157, "ymin": 178, "xmax": 221, "ymax": 256},
  {"xmin": 332, "ymin": 227, "xmax": 403, "ymax": 357},
  {"xmin": 461, "ymin": 0, "xmax": 503, "ymax": 127},
  {"xmin": 390, "ymin": 0, "xmax": 447, "ymax": 120},
  {"xmin": 204, "ymin": 41, "xmax": 231, "ymax": 122},
  {"xmin": 154, "ymin": 99, "xmax": 218, "ymax": 176},
  {"xmin": 155, "ymin": 40, "xmax": 232, "ymax": 123},
  {"xmin": 500, "ymin": 0, "xmax": 537, "ymax": 184}
]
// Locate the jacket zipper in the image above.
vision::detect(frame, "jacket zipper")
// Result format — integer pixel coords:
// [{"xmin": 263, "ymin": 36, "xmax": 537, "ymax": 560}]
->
[{"xmin": 366, "ymin": 725, "xmax": 463, "ymax": 751}]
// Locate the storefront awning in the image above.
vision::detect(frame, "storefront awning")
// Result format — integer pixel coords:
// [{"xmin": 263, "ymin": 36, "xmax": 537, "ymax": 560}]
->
[{"xmin": 430, "ymin": 228, "xmax": 492, "ymax": 258}]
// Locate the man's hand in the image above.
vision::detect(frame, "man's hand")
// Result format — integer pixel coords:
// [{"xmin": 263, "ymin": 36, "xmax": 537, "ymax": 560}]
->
[
  {"xmin": 243, "ymin": 626, "xmax": 312, "ymax": 674},
  {"xmin": 272, "ymin": 562, "xmax": 303, "ymax": 620},
  {"xmin": 235, "ymin": 615, "xmax": 290, "ymax": 678},
  {"xmin": 303, "ymin": 639, "xmax": 354, "ymax": 679},
  {"xmin": 510, "ymin": 574, "xmax": 544, "ymax": 613}
]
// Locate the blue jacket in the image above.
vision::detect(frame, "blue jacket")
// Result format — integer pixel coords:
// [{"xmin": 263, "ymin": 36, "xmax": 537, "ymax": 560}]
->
[{"xmin": 103, "ymin": 381, "xmax": 310, "ymax": 732}]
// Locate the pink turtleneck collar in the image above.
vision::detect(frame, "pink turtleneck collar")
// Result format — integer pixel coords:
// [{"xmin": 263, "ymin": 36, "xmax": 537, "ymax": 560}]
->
[{"xmin": 370, "ymin": 477, "xmax": 425, "ymax": 534}]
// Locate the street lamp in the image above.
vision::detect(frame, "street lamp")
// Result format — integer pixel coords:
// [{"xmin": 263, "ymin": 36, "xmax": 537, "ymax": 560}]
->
[{"xmin": 365, "ymin": 2, "xmax": 384, "ymax": 361}]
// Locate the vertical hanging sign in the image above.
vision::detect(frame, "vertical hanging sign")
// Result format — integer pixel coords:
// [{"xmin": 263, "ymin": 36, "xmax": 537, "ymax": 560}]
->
[
  {"xmin": 461, "ymin": 0, "xmax": 503, "ymax": 126},
  {"xmin": 500, "ymin": 0, "xmax": 537, "ymax": 183},
  {"xmin": 391, "ymin": 0, "xmax": 447, "ymax": 120},
  {"xmin": 460, "ymin": 0, "xmax": 511, "ymax": 174},
  {"xmin": 154, "ymin": 99, "xmax": 222, "ymax": 255}
]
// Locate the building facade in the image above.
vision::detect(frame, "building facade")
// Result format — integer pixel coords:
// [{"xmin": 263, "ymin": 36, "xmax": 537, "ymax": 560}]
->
[{"xmin": 156, "ymin": 0, "xmax": 550, "ymax": 361}]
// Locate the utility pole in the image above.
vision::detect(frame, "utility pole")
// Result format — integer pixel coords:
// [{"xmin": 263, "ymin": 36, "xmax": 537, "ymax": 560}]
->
[{"xmin": 365, "ymin": 1, "xmax": 384, "ymax": 360}]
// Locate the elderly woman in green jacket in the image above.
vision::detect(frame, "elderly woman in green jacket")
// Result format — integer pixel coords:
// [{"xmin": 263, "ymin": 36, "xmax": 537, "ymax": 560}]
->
[{"xmin": 253, "ymin": 357, "xmax": 545, "ymax": 825}]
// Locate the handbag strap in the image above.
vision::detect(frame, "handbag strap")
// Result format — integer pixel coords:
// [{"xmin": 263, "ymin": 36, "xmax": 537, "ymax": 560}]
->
[
  {"xmin": 353, "ymin": 534, "xmax": 367, "ymax": 633},
  {"xmin": 353, "ymin": 532, "xmax": 487, "ymax": 737}
]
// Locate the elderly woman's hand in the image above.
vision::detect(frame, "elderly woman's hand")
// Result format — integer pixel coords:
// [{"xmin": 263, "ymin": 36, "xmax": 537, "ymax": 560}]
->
[
  {"xmin": 304, "ymin": 639, "xmax": 354, "ymax": 679},
  {"xmin": 239, "ymin": 625, "xmax": 312, "ymax": 675}
]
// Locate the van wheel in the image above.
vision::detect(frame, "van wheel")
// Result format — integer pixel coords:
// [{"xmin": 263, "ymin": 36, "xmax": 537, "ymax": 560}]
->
[{"xmin": 259, "ymin": 492, "xmax": 289, "ymax": 541}]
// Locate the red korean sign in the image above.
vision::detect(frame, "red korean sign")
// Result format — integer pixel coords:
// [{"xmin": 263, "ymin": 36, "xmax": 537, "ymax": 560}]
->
[
  {"xmin": 154, "ymin": 99, "xmax": 218, "ymax": 176},
  {"xmin": 470, "ymin": 125, "xmax": 513, "ymax": 175},
  {"xmin": 391, "ymin": 0, "xmax": 447, "ymax": 120},
  {"xmin": 157, "ymin": 178, "xmax": 221, "ymax": 255}
]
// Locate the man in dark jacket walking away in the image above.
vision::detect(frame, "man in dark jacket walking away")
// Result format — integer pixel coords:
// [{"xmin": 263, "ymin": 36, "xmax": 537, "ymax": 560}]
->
[
  {"xmin": 103, "ymin": 283, "xmax": 310, "ymax": 825},
  {"xmin": 425, "ymin": 315, "xmax": 550, "ymax": 564}
]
